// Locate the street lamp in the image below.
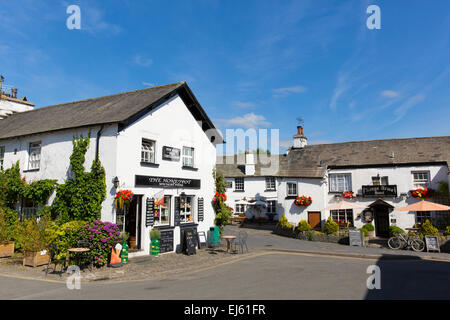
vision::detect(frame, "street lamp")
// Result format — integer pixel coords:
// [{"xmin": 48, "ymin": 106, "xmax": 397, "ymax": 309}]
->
[{"xmin": 113, "ymin": 176, "xmax": 120, "ymax": 189}]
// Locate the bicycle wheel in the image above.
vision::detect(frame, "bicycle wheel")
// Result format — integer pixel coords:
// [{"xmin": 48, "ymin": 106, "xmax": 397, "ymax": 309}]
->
[
  {"xmin": 411, "ymin": 239, "xmax": 425, "ymax": 252},
  {"xmin": 388, "ymin": 236, "xmax": 402, "ymax": 250}
]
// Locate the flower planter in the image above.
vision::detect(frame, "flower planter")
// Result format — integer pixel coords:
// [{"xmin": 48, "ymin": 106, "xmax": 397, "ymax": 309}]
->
[
  {"xmin": 0, "ymin": 242, "xmax": 14, "ymax": 258},
  {"xmin": 368, "ymin": 231, "xmax": 375, "ymax": 238},
  {"xmin": 23, "ymin": 250, "xmax": 50, "ymax": 267}
]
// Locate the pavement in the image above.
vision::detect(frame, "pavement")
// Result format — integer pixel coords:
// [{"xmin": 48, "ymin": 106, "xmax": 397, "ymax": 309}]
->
[{"xmin": 223, "ymin": 224, "xmax": 450, "ymax": 262}]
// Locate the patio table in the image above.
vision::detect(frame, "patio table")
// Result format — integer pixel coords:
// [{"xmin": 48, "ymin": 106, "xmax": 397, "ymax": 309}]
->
[
  {"xmin": 66, "ymin": 247, "xmax": 90, "ymax": 268},
  {"xmin": 221, "ymin": 235, "xmax": 237, "ymax": 253}
]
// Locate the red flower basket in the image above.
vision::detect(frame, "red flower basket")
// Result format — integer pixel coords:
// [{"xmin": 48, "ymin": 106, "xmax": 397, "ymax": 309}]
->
[
  {"xmin": 342, "ymin": 191, "xmax": 355, "ymax": 199},
  {"xmin": 294, "ymin": 196, "xmax": 312, "ymax": 207},
  {"xmin": 411, "ymin": 187, "xmax": 433, "ymax": 199},
  {"xmin": 212, "ymin": 192, "xmax": 227, "ymax": 204}
]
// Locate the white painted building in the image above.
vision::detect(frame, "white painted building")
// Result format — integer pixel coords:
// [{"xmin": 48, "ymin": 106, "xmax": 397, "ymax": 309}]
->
[
  {"xmin": 0, "ymin": 82, "xmax": 223, "ymax": 255},
  {"xmin": 217, "ymin": 127, "xmax": 450, "ymax": 237}
]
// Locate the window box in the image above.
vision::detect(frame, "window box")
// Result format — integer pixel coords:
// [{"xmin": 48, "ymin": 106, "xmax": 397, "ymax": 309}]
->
[
  {"xmin": 182, "ymin": 166, "xmax": 198, "ymax": 171},
  {"xmin": 140, "ymin": 162, "xmax": 160, "ymax": 168}
]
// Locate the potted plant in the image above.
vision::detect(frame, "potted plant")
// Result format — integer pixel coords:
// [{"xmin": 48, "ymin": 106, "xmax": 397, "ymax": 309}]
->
[
  {"xmin": 0, "ymin": 208, "xmax": 18, "ymax": 258},
  {"xmin": 14, "ymin": 216, "xmax": 53, "ymax": 267},
  {"xmin": 294, "ymin": 196, "xmax": 313, "ymax": 207},
  {"xmin": 364, "ymin": 223, "xmax": 375, "ymax": 238},
  {"xmin": 150, "ymin": 228, "xmax": 161, "ymax": 256}
]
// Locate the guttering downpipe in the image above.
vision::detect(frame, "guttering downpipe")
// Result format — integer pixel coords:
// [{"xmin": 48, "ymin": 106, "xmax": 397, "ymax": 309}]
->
[{"xmin": 95, "ymin": 125, "xmax": 105, "ymax": 162}]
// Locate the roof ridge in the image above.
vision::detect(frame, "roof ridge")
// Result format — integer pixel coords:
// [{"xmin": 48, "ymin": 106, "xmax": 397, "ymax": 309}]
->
[
  {"xmin": 9, "ymin": 81, "xmax": 185, "ymax": 116},
  {"xmin": 305, "ymin": 135, "xmax": 450, "ymax": 147}
]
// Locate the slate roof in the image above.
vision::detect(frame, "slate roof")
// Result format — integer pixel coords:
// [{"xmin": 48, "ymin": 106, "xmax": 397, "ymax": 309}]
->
[
  {"xmin": 0, "ymin": 81, "xmax": 223, "ymax": 143},
  {"xmin": 216, "ymin": 136, "xmax": 450, "ymax": 179}
]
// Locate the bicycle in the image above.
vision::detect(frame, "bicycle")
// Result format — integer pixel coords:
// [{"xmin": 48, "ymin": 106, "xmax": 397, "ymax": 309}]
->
[{"xmin": 387, "ymin": 232, "xmax": 425, "ymax": 252}]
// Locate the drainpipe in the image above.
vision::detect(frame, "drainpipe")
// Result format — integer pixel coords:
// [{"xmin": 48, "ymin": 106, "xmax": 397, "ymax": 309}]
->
[{"xmin": 95, "ymin": 125, "xmax": 105, "ymax": 162}]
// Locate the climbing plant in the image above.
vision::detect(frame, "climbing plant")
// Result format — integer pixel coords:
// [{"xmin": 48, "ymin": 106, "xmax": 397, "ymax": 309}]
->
[
  {"xmin": 23, "ymin": 179, "xmax": 57, "ymax": 206},
  {"xmin": 52, "ymin": 135, "xmax": 106, "ymax": 223},
  {"xmin": 212, "ymin": 169, "xmax": 232, "ymax": 234}
]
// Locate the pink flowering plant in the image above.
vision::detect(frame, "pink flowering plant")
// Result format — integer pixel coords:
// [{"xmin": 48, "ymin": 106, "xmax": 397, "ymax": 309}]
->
[{"xmin": 85, "ymin": 220, "xmax": 122, "ymax": 267}]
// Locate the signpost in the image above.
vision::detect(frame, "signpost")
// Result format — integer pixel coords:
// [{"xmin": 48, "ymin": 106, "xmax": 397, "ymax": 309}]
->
[{"xmin": 425, "ymin": 236, "xmax": 440, "ymax": 253}]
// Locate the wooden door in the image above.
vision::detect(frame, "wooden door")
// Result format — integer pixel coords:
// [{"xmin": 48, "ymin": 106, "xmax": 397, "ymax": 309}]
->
[{"xmin": 308, "ymin": 212, "xmax": 321, "ymax": 230}]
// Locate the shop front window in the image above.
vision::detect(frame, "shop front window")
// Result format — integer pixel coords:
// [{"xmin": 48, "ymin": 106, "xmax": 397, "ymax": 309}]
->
[
  {"xmin": 180, "ymin": 195, "xmax": 194, "ymax": 223},
  {"xmin": 154, "ymin": 195, "xmax": 171, "ymax": 226},
  {"xmin": 416, "ymin": 211, "xmax": 431, "ymax": 224}
]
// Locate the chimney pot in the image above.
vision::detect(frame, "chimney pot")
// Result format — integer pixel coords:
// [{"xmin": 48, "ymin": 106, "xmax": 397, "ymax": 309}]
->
[
  {"xmin": 297, "ymin": 126, "xmax": 304, "ymax": 136},
  {"xmin": 11, "ymin": 88, "xmax": 17, "ymax": 99}
]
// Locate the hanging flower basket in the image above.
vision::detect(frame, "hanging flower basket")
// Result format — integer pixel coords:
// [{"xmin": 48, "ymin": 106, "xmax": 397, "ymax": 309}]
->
[
  {"xmin": 212, "ymin": 192, "xmax": 227, "ymax": 204},
  {"xmin": 294, "ymin": 196, "xmax": 312, "ymax": 207},
  {"xmin": 410, "ymin": 187, "xmax": 433, "ymax": 199},
  {"xmin": 115, "ymin": 189, "xmax": 134, "ymax": 210},
  {"xmin": 342, "ymin": 191, "xmax": 355, "ymax": 199}
]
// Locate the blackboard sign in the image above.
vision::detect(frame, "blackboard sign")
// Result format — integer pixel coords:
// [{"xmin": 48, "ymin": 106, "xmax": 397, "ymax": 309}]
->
[
  {"xmin": 160, "ymin": 230, "xmax": 174, "ymax": 253},
  {"xmin": 349, "ymin": 229, "xmax": 363, "ymax": 246},
  {"xmin": 425, "ymin": 236, "xmax": 440, "ymax": 252},
  {"xmin": 174, "ymin": 197, "xmax": 181, "ymax": 226},
  {"xmin": 184, "ymin": 229, "xmax": 197, "ymax": 255},
  {"xmin": 135, "ymin": 175, "xmax": 201, "ymax": 189},
  {"xmin": 145, "ymin": 198, "xmax": 155, "ymax": 227},
  {"xmin": 162, "ymin": 146, "xmax": 180, "ymax": 161},
  {"xmin": 198, "ymin": 197, "xmax": 204, "ymax": 222}
]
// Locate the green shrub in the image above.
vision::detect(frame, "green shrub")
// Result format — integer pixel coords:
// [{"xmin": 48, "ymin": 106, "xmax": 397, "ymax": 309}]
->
[
  {"xmin": 307, "ymin": 230, "xmax": 315, "ymax": 241},
  {"xmin": 48, "ymin": 220, "xmax": 87, "ymax": 260},
  {"xmin": 362, "ymin": 223, "xmax": 374, "ymax": 232},
  {"xmin": 359, "ymin": 227, "xmax": 368, "ymax": 237},
  {"xmin": 445, "ymin": 226, "xmax": 450, "ymax": 236},
  {"xmin": 0, "ymin": 207, "xmax": 19, "ymax": 244},
  {"xmin": 150, "ymin": 228, "xmax": 161, "ymax": 240},
  {"xmin": 324, "ymin": 217, "xmax": 339, "ymax": 235},
  {"xmin": 297, "ymin": 220, "xmax": 311, "ymax": 232},
  {"xmin": 277, "ymin": 214, "xmax": 293, "ymax": 228},
  {"xmin": 14, "ymin": 214, "xmax": 55, "ymax": 252},
  {"xmin": 389, "ymin": 225, "xmax": 405, "ymax": 237},
  {"xmin": 419, "ymin": 219, "xmax": 438, "ymax": 236},
  {"xmin": 85, "ymin": 220, "xmax": 122, "ymax": 267}
]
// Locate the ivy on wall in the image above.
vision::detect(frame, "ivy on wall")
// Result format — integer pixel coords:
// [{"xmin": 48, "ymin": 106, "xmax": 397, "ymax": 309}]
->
[
  {"xmin": 212, "ymin": 169, "xmax": 232, "ymax": 233},
  {"xmin": 0, "ymin": 162, "xmax": 26, "ymax": 209},
  {"xmin": 52, "ymin": 135, "xmax": 106, "ymax": 223}
]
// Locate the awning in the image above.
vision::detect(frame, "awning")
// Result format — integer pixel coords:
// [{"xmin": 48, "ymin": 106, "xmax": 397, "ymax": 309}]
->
[{"xmin": 398, "ymin": 200, "xmax": 450, "ymax": 212}]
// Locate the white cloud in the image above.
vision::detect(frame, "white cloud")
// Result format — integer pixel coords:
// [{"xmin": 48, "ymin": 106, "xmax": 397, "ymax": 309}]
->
[
  {"xmin": 232, "ymin": 101, "xmax": 255, "ymax": 108},
  {"xmin": 272, "ymin": 85, "xmax": 307, "ymax": 98},
  {"xmin": 216, "ymin": 113, "xmax": 271, "ymax": 129},
  {"xmin": 381, "ymin": 90, "xmax": 400, "ymax": 98},
  {"xmin": 132, "ymin": 55, "xmax": 153, "ymax": 67}
]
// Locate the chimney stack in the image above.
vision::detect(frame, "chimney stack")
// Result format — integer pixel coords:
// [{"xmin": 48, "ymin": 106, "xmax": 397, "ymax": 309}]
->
[
  {"xmin": 293, "ymin": 125, "xmax": 307, "ymax": 148},
  {"xmin": 245, "ymin": 149, "xmax": 255, "ymax": 175},
  {"xmin": 11, "ymin": 88, "xmax": 17, "ymax": 99}
]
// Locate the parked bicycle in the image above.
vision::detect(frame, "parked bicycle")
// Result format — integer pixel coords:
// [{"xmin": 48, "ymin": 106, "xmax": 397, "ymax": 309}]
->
[{"xmin": 387, "ymin": 232, "xmax": 425, "ymax": 252}]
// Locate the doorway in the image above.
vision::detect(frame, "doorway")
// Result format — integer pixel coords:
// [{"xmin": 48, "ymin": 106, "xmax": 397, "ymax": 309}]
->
[
  {"xmin": 308, "ymin": 211, "xmax": 321, "ymax": 230},
  {"xmin": 125, "ymin": 195, "xmax": 143, "ymax": 251},
  {"xmin": 373, "ymin": 206, "xmax": 390, "ymax": 237}
]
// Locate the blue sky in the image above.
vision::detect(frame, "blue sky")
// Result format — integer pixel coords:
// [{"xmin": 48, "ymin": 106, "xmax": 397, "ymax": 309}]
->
[{"xmin": 1, "ymin": 0, "xmax": 449, "ymax": 154}]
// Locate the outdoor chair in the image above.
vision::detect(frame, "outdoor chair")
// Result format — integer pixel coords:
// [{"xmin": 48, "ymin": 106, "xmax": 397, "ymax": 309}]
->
[
  {"xmin": 234, "ymin": 231, "xmax": 249, "ymax": 254},
  {"xmin": 45, "ymin": 243, "xmax": 66, "ymax": 277}
]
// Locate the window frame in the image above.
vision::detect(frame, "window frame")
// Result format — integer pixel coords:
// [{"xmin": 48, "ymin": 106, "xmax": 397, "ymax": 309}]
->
[
  {"xmin": 235, "ymin": 204, "xmax": 246, "ymax": 215},
  {"xmin": 154, "ymin": 195, "xmax": 171, "ymax": 226},
  {"xmin": 179, "ymin": 195, "xmax": 194, "ymax": 223},
  {"xmin": 265, "ymin": 177, "xmax": 276, "ymax": 191},
  {"xmin": 330, "ymin": 209, "xmax": 354, "ymax": 226},
  {"xmin": 141, "ymin": 139, "xmax": 156, "ymax": 164},
  {"xmin": 286, "ymin": 182, "xmax": 298, "ymax": 197},
  {"xmin": 412, "ymin": 171, "xmax": 430, "ymax": 188},
  {"xmin": 234, "ymin": 177, "xmax": 244, "ymax": 191},
  {"xmin": 28, "ymin": 141, "xmax": 42, "ymax": 170},
  {"xmin": 267, "ymin": 200, "xmax": 277, "ymax": 214},
  {"xmin": 329, "ymin": 173, "xmax": 352, "ymax": 193}
]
